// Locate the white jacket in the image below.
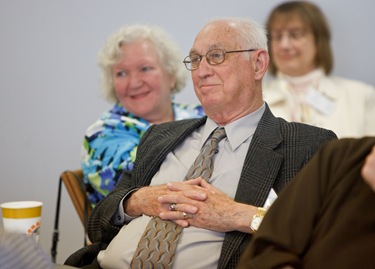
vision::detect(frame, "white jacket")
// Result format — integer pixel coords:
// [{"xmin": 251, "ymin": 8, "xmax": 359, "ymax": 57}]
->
[{"xmin": 263, "ymin": 73, "xmax": 375, "ymax": 138}]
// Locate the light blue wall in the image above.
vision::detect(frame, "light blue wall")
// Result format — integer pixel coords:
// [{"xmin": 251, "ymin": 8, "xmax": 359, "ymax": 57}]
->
[{"xmin": 1, "ymin": 0, "xmax": 374, "ymax": 264}]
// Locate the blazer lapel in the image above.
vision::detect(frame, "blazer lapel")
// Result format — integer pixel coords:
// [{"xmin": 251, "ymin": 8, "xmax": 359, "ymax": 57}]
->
[{"xmin": 219, "ymin": 105, "xmax": 284, "ymax": 268}]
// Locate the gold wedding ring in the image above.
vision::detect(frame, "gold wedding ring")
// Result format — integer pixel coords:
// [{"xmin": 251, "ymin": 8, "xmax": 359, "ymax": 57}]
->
[
  {"xmin": 182, "ymin": 212, "xmax": 188, "ymax": 219},
  {"xmin": 169, "ymin": 203, "xmax": 177, "ymax": 211}
]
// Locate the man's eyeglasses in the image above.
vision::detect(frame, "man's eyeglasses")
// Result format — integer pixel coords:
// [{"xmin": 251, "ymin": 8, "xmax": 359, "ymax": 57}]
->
[{"xmin": 183, "ymin": 49, "xmax": 257, "ymax": 71}]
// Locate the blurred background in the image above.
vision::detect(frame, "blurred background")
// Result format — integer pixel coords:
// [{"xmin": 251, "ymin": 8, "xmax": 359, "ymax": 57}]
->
[{"xmin": 1, "ymin": 0, "xmax": 374, "ymax": 264}]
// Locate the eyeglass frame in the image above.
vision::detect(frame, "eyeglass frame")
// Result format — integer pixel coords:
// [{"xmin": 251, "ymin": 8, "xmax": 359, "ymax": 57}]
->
[{"xmin": 183, "ymin": 48, "xmax": 257, "ymax": 71}]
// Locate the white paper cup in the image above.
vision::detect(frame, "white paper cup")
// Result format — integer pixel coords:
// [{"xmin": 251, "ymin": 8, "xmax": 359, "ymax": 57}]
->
[{"xmin": 1, "ymin": 201, "xmax": 43, "ymax": 242}]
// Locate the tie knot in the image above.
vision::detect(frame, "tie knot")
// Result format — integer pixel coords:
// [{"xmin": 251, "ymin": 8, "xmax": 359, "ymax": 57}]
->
[{"xmin": 211, "ymin": 127, "xmax": 227, "ymax": 141}]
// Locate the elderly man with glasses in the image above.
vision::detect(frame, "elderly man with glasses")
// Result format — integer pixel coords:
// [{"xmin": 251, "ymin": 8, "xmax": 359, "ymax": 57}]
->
[{"xmin": 65, "ymin": 17, "xmax": 336, "ymax": 269}]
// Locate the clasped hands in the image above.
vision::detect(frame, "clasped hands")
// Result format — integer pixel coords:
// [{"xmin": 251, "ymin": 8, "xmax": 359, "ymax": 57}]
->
[{"xmin": 125, "ymin": 178, "xmax": 254, "ymax": 233}]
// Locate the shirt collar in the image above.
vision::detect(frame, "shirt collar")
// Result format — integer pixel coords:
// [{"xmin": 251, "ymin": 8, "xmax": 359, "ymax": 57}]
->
[{"xmin": 201, "ymin": 103, "xmax": 265, "ymax": 150}]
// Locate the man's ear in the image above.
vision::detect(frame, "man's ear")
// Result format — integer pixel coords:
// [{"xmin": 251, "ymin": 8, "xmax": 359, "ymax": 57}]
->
[{"xmin": 254, "ymin": 49, "xmax": 269, "ymax": 80}]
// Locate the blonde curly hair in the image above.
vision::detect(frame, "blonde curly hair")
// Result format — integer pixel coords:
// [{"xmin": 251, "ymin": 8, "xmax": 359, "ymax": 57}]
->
[{"xmin": 98, "ymin": 24, "xmax": 188, "ymax": 103}]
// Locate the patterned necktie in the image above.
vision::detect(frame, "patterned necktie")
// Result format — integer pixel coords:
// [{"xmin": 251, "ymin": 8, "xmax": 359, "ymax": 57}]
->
[{"xmin": 130, "ymin": 128, "xmax": 227, "ymax": 268}]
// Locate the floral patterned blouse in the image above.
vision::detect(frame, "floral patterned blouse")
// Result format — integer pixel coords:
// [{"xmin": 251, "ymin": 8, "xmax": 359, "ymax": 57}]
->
[{"xmin": 82, "ymin": 102, "xmax": 204, "ymax": 206}]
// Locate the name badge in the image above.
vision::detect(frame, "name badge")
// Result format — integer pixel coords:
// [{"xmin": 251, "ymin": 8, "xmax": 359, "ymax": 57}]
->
[{"xmin": 305, "ymin": 87, "xmax": 335, "ymax": 116}]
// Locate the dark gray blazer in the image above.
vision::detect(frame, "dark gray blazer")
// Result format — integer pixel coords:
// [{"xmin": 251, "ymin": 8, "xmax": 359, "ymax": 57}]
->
[{"xmin": 65, "ymin": 104, "xmax": 337, "ymax": 268}]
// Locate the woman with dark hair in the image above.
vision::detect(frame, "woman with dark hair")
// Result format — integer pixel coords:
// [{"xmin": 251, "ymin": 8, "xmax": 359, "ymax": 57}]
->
[{"xmin": 263, "ymin": 1, "xmax": 375, "ymax": 138}]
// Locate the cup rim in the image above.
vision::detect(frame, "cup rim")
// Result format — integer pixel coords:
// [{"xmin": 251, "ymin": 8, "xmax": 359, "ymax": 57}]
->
[{"xmin": 0, "ymin": 201, "xmax": 43, "ymax": 209}]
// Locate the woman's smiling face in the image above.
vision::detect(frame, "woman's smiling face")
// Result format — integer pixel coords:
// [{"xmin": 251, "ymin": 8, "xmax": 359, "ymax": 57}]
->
[
  {"xmin": 112, "ymin": 39, "xmax": 176, "ymax": 123},
  {"xmin": 270, "ymin": 15, "xmax": 317, "ymax": 76}
]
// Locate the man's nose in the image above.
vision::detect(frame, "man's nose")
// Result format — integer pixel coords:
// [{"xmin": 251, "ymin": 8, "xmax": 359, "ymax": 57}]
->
[{"xmin": 196, "ymin": 57, "xmax": 213, "ymax": 77}]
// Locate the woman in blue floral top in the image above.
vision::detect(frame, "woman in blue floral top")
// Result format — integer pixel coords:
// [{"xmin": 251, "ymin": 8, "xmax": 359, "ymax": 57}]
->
[{"xmin": 82, "ymin": 24, "xmax": 204, "ymax": 206}]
